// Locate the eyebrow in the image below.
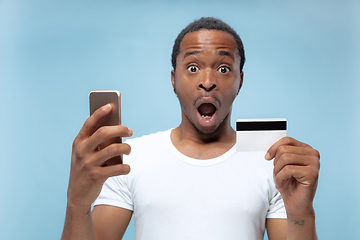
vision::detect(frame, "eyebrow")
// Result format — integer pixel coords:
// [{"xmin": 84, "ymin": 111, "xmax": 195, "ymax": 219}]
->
[
  {"xmin": 182, "ymin": 50, "xmax": 234, "ymax": 60},
  {"xmin": 183, "ymin": 50, "xmax": 203, "ymax": 59},
  {"xmin": 215, "ymin": 50, "xmax": 234, "ymax": 59}
]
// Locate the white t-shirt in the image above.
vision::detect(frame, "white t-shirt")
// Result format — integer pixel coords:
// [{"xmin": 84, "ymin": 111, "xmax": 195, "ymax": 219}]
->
[{"xmin": 94, "ymin": 129, "xmax": 286, "ymax": 240}]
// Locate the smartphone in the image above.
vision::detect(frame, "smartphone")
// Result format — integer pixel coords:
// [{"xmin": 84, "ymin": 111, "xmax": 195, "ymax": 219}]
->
[
  {"xmin": 236, "ymin": 118, "xmax": 287, "ymax": 152},
  {"xmin": 89, "ymin": 90, "xmax": 122, "ymax": 165}
]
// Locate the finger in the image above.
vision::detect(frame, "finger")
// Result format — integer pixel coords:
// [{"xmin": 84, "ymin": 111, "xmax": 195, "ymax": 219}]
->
[
  {"xmin": 92, "ymin": 143, "xmax": 132, "ymax": 166},
  {"xmin": 265, "ymin": 137, "xmax": 312, "ymax": 160},
  {"xmin": 100, "ymin": 164, "xmax": 131, "ymax": 177},
  {"xmin": 85, "ymin": 125, "xmax": 133, "ymax": 153},
  {"xmin": 274, "ymin": 164, "xmax": 319, "ymax": 189},
  {"xmin": 75, "ymin": 104, "xmax": 113, "ymax": 144},
  {"xmin": 273, "ymin": 153, "xmax": 320, "ymax": 176},
  {"xmin": 273, "ymin": 145, "xmax": 320, "ymax": 167},
  {"xmin": 90, "ymin": 164, "xmax": 131, "ymax": 183}
]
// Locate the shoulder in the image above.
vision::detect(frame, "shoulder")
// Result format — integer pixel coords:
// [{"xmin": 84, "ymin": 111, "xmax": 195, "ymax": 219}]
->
[
  {"xmin": 232, "ymin": 151, "xmax": 278, "ymax": 197},
  {"xmin": 122, "ymin": 129, "xmax": 172, "ymax": 165},
  {"xmin": 125, "ymin": 129, "xmax": 171, "ymax": 148}
]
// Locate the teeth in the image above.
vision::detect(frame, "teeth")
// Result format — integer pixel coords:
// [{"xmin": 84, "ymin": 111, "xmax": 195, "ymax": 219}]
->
[{"xmin": 201, "ymin": 115, "xmax": 211, "ymax": 119}]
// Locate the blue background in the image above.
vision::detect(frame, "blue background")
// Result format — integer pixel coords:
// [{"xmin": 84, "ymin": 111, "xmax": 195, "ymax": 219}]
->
[{"xmin": 1, "ymin": 0, "xmax": 359, "ymax": 239}]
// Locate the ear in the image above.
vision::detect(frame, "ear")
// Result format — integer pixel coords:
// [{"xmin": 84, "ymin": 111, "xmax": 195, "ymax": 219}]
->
[
  {"xmin": 237, "ymin": 71, "xmax": 244, "ymax": 94},
  {"xmin": 171, "ymin": 70, "xmax": 176, "ymax": 93}
]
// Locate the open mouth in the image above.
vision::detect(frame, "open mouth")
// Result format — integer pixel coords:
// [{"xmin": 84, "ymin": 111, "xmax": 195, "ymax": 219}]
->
[{"xmin": 198, "ymin": 103, "xmax": 217, "ymax": 120}]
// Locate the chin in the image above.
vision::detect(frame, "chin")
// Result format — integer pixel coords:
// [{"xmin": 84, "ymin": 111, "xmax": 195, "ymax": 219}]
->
[{"xmin": 192, "ymin": 123, "xmax": 222, "ymax": 137}]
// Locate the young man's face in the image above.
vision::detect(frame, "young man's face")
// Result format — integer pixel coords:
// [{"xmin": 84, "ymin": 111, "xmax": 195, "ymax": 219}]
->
[{"xmin": 171, "ymin": 29, "xmax": 243, "ymax": 136}]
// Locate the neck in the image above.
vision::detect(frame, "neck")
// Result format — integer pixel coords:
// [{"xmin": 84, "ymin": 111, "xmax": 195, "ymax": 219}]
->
[{"xmin": 171, "ymin": 114, "xmax": 236, "ymax": 160}]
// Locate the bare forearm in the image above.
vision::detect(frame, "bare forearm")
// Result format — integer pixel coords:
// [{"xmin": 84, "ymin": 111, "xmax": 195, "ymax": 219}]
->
[
  {"xmin": 286, "ymin": 209, "xmax": 317, "ymax": 240},
  {"xmin": 61, "ymin": 202, "xmax": 96, "ymax": 240}
]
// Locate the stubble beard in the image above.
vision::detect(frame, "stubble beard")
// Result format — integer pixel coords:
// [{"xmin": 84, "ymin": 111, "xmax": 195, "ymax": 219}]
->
[
  {"xmin": 191, "ymin": 120, "xmax": 222, "ymax": 137},
  {"xmin": 188, "ymin": 108, "xmax": 232, "ymax": 139}
]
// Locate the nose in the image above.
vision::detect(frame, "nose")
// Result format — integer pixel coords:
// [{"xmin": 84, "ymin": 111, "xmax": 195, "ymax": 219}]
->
[{"xmin": 199, "ymin": 69, "xmax": 217, "ymax": 91}]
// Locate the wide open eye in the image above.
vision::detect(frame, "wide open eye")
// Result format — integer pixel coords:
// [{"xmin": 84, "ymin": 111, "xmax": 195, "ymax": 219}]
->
[
  {"xmin": 218, "ymin": 66, "xmax": 231, "ymax": 74},
  {"xmin": 187, "ymin": 65, "xmax": 199, "ymax": 73}
]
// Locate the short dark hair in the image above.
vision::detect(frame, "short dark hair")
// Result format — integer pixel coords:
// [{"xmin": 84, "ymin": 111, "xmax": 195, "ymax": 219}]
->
[{"xmin": 171, "ymin": 17, "xmax": 245, "ymax": 72}]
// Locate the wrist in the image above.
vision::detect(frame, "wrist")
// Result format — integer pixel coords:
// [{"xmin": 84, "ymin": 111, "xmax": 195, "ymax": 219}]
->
[
  {"xmin": 66, "ymin": 198, "xmax": 92, "ymax": 215},
  {"xmin": 286, "ymin": 207, "xmax": 317, "ymax": 240},
  {"xmin": 286, "ymin": 205, "xmax": 315, "ymax": 221}
]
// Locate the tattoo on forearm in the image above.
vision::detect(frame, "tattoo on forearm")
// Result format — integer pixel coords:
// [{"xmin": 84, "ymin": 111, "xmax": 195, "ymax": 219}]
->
[{"xmin": 289, "ymin": 216, "xmax": 305, "ymax": 226}]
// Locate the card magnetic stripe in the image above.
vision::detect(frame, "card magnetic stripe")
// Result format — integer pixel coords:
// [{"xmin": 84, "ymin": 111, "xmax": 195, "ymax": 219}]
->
[{"xmin": 236, "ymin": 121, "xmax": 287, "ymax": 131}]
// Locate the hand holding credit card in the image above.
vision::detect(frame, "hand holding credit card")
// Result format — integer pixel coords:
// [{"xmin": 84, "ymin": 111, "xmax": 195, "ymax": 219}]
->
[{"xmin": 236, "ymin": 118, "xmax": 287, "ymax": 152}]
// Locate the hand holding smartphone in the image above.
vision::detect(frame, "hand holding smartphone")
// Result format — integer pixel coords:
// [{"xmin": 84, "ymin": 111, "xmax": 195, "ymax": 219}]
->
[{"xmin": 89, "ymin": 90, "xmax": 122, "ymax": 165}]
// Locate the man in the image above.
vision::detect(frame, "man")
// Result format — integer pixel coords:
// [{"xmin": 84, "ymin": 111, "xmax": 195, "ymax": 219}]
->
[{"xmin": 61, "ymin": 17, "xmax": 320, "ymax": 240}]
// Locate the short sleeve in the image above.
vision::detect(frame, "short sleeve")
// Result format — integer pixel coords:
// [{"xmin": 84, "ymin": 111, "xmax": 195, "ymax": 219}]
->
[
  {"xmin": 266, "ymin": 191, "xmax": 287, "ymax": 219},
  {"xmin": 93, "ymin": 174, "xmax": 134, "ymax": 211}
]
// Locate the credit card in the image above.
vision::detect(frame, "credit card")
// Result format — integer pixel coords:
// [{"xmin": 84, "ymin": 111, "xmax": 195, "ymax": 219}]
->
[{"xmin": 236, "ymin": 118, "xmax": 287, "ymax": 152}]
